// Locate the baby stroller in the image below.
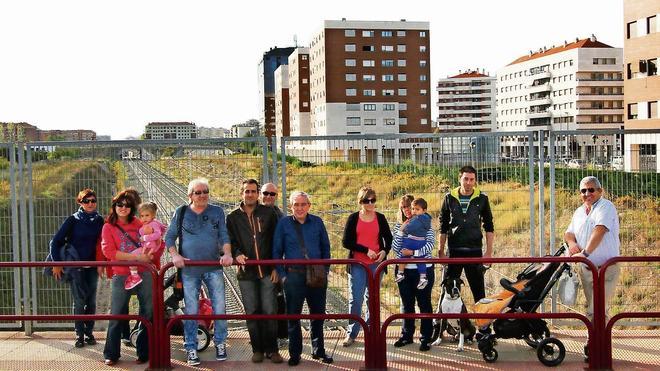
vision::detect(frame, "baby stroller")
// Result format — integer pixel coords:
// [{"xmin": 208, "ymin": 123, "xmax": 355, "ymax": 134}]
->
[
  {"xmin": 473, "ymin": 244, "xmax": 572, "ymax": 366},
  {"xmin": 129, "ymin": 273, "xmax": 214, "ymax": 351}
]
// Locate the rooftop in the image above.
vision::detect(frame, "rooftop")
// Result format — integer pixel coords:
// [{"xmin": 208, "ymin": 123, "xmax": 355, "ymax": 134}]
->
[{"xmin": 508, "ymin": 37, "xmax": 614, "ymax": 66}]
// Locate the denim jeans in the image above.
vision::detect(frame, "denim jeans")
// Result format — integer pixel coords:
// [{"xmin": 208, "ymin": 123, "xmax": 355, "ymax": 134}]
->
[
  {"xmin": 347, "ymin": 263, "xmax": 381, "ymax": 339},
  {"xmin": 69, "ymin": 267, "xmax": 98, "ymax": 338},
  {"xmin": 396, "ymin": 267, "xmax": 434, "ymax": 344},
  {"xmin": 283, "ymin": 271, "xmax": 327, "ymax": 359},
  {"xmin": 103, "ymin": 272, "xmax": 153, "ymax": 362},
  {"xmin": 238, "ymin": 275, "xmax": 278, "ymax": 353},
  {"xmin": 182, "ymin": 269, "xmax": 227, "ymax": 351}
]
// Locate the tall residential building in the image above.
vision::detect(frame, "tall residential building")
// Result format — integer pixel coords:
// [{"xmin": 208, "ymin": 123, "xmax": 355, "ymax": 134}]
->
[
  {"xmin": 436, "ymin": 70, "xmax": 496, "ymax": 132},
  {"xmin": 230, "ymin": 119, "xmax": 260, "ymax": 138},
  {"xmin": 624, "ymin": 0, "xmax": 660, "ymax": 172},
  {"xmin": 274, "ymin": 65, "xmax": 290, "ymax": 138},
  {"xmin": 288, "ymin": 47, "xmax": 311, "ymax": 137},
  {"xmin": 144, "ymin": 122, "xmax": 197, "ymax": 140},
  {"xmin": 496, "ymin": 36, "xmax": 623, "ymax": 159},
  {"xmin": 257, "ymin": 47, "xmax": 296, "ymax": 139}
]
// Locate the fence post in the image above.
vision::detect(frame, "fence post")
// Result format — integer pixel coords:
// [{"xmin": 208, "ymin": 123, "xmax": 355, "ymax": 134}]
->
[
  {"xmin": 261, "ymin": 137, "xmax": 269, "ymax": 185},
  {"xmin": 537, "ymin": 130, "xmax": 545, "ymax": 257},
  {"xmin": 17, "ymin": 143, "xmax": 33, "ymax": 335},
  {"xmin": 271, "ymin": 136, "xmax": 278, "ymax": 184},
  {"xmin": 280, "ymin": 137, "xmax": 287, "ymax": 212},
  {"xmin": 548, "ymin": 131, "xmax": 558, "ymax": 315},
  {"xmin": 528, "ymin": 133, "xmax": 536, "ymax": 257},
  {"xmin": 9, "ymin": 144, "xmax": 22, "ymax": 328}
]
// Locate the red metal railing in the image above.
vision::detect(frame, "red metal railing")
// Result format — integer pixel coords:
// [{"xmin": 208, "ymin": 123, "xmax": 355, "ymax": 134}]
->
[{"xmin": 599, "ymin": 256, "xmax": 660, "ymax": 370}]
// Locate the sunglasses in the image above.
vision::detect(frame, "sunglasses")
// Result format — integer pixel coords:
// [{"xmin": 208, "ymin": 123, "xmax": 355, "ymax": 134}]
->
[
  {"xmin": 115, "ymin": 202, "xmax": 132, "ymax": 208},
  {"xmin": 580, "ymin": 187, "xmax": 597, "ymax": 194},
  {"xmin": 262, "ymin": 191, "xmax": 277, "ymax": 197},
  {"xmin": 360, "ymin": 198, "xmax": 377, "ymax": 204},
  {"xmin": 193, "ymin": 189, "xmax": 210, "ymax": 195},
  {"xmin": 81, "ymin": 199, "xmax": 97, "ymax": 204}
]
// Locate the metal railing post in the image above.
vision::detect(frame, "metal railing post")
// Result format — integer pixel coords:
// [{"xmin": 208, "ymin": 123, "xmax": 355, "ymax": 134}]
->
[
  {"xmin": 271, "ymin": 136, "xmax": 278, "ymax": 184},
  {"xmin": 261, "ymin": 137, "xmax": 269, "ymax": 184},
  {"xmin": 528, "ymin": 133, "xmax": 536, "ymax": 257},
  {"xmin": 538, "ymin": 130, "xmax": 545, "ymax": 257},
  {"xmin": 280, "ymin": 137, "xmax": 287, "ymax": 212}
]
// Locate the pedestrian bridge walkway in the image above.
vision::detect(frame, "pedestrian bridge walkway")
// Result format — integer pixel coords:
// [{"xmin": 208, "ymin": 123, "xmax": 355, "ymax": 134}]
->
[{"xmin": 0, "ymin": 327, "xmax": 658, "ymax": 370}]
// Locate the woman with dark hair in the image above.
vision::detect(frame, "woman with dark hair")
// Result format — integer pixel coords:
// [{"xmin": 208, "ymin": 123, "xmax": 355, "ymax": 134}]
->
[
  {"xmin": 341, "ymin": 186, "xmax": 392, "ymax": 347},
  {"xmin": 101, "ymin": 189, "xmax": 157, "ymax": 366},
  {"xmin": 50, "ymin": 188, "xmax": 105, "ymax": 348},
  {"xmin": 391, "ymin": 194, "xmax": 436, "ymax": 351}
]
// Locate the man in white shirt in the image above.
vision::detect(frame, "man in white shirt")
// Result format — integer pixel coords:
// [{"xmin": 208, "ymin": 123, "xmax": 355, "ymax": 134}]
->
[{"xmin": 564, "ymin": 176, "xmax": 620, "ymax": 320}]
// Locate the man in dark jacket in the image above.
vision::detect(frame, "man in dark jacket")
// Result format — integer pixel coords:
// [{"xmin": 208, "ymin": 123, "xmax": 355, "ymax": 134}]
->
[
  {"xmin": 439, "ymin": 165, "xmax": 494, "ymax": 304},
  {"xmin": 226, "ymin": 179, "xmax": 283, "ymax": 364}
]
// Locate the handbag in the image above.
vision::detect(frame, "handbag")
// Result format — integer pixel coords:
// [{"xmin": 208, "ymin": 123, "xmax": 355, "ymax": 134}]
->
[
  {"xmin": 292, "ymin": 217, "xmax": 327, "ymax": 288},
  {"xmin": 44, "ymin": 216, "xmax": 75, "ymax": 278},
  {"xmin": 558, "ymin": 266, "xmax": 580, "ymax": 306}
]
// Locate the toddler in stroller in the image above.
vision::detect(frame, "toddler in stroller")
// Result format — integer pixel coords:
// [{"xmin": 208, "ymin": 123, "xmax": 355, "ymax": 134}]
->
[
  {"xmin": 129, "ymin": 272, "xmax": 214, "ymax": 351},
  {"xmin": 473, "ymin": 244, "xmax": 572, "ymax": 366}
]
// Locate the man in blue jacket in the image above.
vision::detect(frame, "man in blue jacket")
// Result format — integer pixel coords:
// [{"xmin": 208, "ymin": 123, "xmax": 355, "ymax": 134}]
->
[{"xmin": 272, "ymin": 191, "xmax": 333, "ymax": 366}]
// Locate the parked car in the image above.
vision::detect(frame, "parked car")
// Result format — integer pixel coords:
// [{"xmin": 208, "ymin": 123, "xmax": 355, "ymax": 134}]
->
[
  {"xmin": 567, "ymin": 159, "xmax": 583, "ymax": 169},
  {"xmin": 611, "ymin": 156, "xmax": 624, "ymax": 171}
]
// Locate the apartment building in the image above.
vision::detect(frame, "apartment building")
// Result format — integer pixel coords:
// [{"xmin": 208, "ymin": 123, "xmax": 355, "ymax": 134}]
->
[
  {"xmin": 437, "ymin": 70, "xmax": 496, "ymax": 133},
  {"xmin": 287, "ymin": 47, "xmax": 311, "ymax": 138},
  {"xmin": 144, "ymin": 122, "xmax": 197, "ymax": 140},
  {"xmin": 274, "ymin": 65, "xmax": 290, "ymax": 138},
  {"xmin": 496, "ymin": 36, "xmax": 623, "ymax": 159},
  {"xmin": 624, "ymin": 0, "xmax": 660, "ymax": 172},
  {"xmin": 257, "ymin": 47, "xmax": 296, "ymax": 139},
  {"xmin": 230, "ymin": 120, "xmax": 260, "ymax": 138},
  {"xmin": 198, "ymin": 126, "xmax": 230, "ymax": 139},
  {"xmin": 39, "ymin": 129, "xmax": 96, "ymax": 141}
]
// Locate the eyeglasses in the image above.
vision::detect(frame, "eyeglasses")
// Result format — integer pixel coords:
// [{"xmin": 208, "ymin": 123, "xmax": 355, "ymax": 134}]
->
[
  {"xmin": 580, "ymin": 187, "xmax": 597, "ymax": 194},
  {"xmin": 262, "ymin": 191, "xmax": 277, "ymax": 197},
  {"xmin": 81, "ymin": 199, "xmax": 97, "ymax": 204},
  {"xmin": 192, "ymin": 189, "xmax": 210, "ymax": 195},
  {"xmin": 115, "ymin": 202, "xmax": 131, "ymax": 208},
  {"xmin": 360, "ymin": 198, "xmax": 377, "ymax": 204}
]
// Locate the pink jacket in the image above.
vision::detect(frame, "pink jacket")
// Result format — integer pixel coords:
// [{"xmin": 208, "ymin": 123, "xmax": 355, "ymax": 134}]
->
[{"xmin": 139, "ymin": 219, "xmax": 167, "ymax": 253}]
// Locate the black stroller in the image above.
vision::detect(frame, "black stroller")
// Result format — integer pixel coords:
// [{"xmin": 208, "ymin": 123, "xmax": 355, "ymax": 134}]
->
[
  {"xmin": 474, "ymin": 245, "xmax": 572, "ymax": 366},
  {"xmin": 129, "ymin": 273, "xmax": 214, "ymax": 351}
]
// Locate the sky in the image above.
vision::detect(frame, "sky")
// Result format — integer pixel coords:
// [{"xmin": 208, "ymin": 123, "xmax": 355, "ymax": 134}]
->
[{"xmin": 0, "ymin": 0, "xmax": 623, "ymax": 139}]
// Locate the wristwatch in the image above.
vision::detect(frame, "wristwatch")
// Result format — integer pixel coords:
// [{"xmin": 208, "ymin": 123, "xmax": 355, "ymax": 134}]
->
[{"xmin": 582, "ymin": 249, "xmax": 590, "ymax": 257}]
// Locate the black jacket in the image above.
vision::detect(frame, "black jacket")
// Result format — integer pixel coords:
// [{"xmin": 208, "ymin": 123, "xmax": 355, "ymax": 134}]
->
[
  {"xmin": 342, "ymin": 212, "xmax": 393, "ymax": 272},
  {"xmin": 226, "ymin": 203, "xmax": 279, "ymax": 280},
  {"xmin": 440, "ymin": 187, "xmax": 494, "ymax": 251}
]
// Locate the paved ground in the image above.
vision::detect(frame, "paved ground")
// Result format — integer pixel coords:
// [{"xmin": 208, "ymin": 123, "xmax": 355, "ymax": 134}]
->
[{"xmin": 0, "ymin": 328, "xmax": 658, "ymax": 370}]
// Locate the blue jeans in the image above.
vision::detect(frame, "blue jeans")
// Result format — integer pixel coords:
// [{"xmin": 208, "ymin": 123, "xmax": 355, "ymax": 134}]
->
[
  {"xmin": 103, "ymin": 272, "xmax": 153, "ymax": 362},
  {"xmin": 69, "ymin": 267, "xmax": 98, "ymax": 338},
  {"xmin": 396, "ymin": 267, "xmax": 434, "ymax": 344},
  {"xmin": 347, "ymin": 263, "xmax": 381, "ymax": 339},
  {"xmin": 182, "ymin": 269, "xmax": 227, "ymax": 351},
  {"xmin": 283, "ymin": 271, "xmax": 327, "ymax": 359},
  {"xmin": 238, "ymin": 275, "xmax": 278, "ymax": 353}
]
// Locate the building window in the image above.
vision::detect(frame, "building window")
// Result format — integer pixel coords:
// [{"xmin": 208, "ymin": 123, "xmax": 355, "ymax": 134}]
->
[
  {"xmin": 649, "ymin": 101, "xmax": 658, "ymax": 119},
  {"xmin": 382, "ymin": 74, "xmax": 394, "ymax": 81},
  {"xmin": 384, "ymin": 118, "xmax": 396, "ymax": 125},
  {"xmin": 382, "ymin": 89, "xmax": 394, "ymax": 96},
  {"xmin": 397, "ymin": 44, "xmax": 406, "ymax": 52},
  {"xmin": 362, "ymin": 30, "xmax": 374, "ymax": 37},
  {"xmin": 363, "ymin": 89, "xmax": 376, "ymax": 96},
  {"xmin": 421, "ymin": 118, "xmax": 428, "ymax": 125},
  {"xmin": 363, "ymin": 74, "xmax": 375, "ymax": 81},
  {"xmin": 345, "ymin": 59, "xmax": 356, "ymax": 67},
  {"xmin": 399, "ymin": 103, "xmax": 407, "ymax": 110},
  {"xmin": 345, "ymin": 73, "xmax": 356, "ymax": 81},
  {"xmin": 345, "ymin": 29, "xmax": 356, "ymax": 37},
  {"xmin": 345, "ymin": 44, "xmax": 356, "ymax": 52},
  {"xmin": 382, "ymin": 30, "xmax": 393, "ymax": 37},
  {"xmin": 420, "ymin": 60, "xmax": 427, "ymax": 67},
  {"xmin": 628, "ymin": 103, "xmax": 638, "ymax": 119},
  {"xmin": 364, "ymin": 118, "xmax": 376, "ymax": 125},
  {"xmin": 398, "ymin": 88, "xmax": 407, "ymax": 96},
  {"xmin": 399, "ymin": 117, "xmax": 407, "ymax": 125},
  {"xmin": 381, "ymin": 45, "xmax": 394, "ymax": 52},
  {"xmin": 346, "ymin": 103, "xmax": 360, "ymax": 111},
  {"xmin": 363, "ymin": 60, "xmax": 375, "ymax": 67},
  {"xmin": 397, "ymin": 59, "xmax": 406, "ymax": 67},
  {"xmin": 302, "ymin": 102, "xmax": 308, "ymax": 107},
  {"xmin": 302, "ymin": 55, "xmax": 308, "ymax": 60},
  {"xmin": 383, "ymin": 104, "xmax": 396, "ymax": 111},
  {"xmin": 382, "ymin": 59, "xmax": 394, "ymax": 67},
  {"xmin": 420, "ymin": 89, "xmax": 427, "ymax": 95},
  {"xmin": 421, "ymin": 103, "xmax": 427, "ymax": 110},
  {"xmin": 396, "ymin": 30, "xmax": 406, "ymax": 37},
  {"xmin": 302, "ymin": 78, "xmax": 308, "ymax": 84},
  {"xmin": 347, "ymin": 117, "xmax": 361, "ymax": 126},
  {"xmin": 346, "ymin": 88, "xmax": 357, "ymax": 96},
  {"xmin": 420, "ymin": 45, "xmax": 427, "ymax": 52},
  {"xmin": 397, "ymin": 74, "xmax": 406, "ymax": 81},
  {"xmin": 649, "ymin": 15, "xmax": 657, "ymax": 34},
  {"xmin": 363, "ymin": 104, "xmax": 377, "ymax": 111},
  {"xmin": 420, "ymin": 75, "xmax": 427, "ymax": 81},
  {"xmin": 363, "ymin": 45, "xmax": 375, "ymax": 51},
  {"xmin": 648, "ymin": 58, "xmax": 658, "ymax": 76},
  {"xmin": 420, "ymin": 31, "xmax": 427, "ymax": 37}
]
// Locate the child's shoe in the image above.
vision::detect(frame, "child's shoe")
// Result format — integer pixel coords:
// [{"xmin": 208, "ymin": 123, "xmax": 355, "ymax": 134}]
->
[{"xmin": 124, "ymin": 274, "xmax": 143, "ymax": 290}]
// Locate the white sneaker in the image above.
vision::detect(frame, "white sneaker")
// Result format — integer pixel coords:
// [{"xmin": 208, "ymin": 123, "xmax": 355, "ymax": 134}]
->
[
  {"xmin": 417, "ymin": 277, "xmax": 428, "ymax": 290},
  {"xmin": 186, "ymin": 349, "xmax": 201, "ymax": 366},
  {"xmin": 395, "ymin": 273, "xmax": 405, "ymax": 283}
]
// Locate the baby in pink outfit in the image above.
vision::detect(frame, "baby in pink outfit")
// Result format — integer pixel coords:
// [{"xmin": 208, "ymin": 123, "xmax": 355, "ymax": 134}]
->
[{"xmin": 125, "ymin": 202, "xmax": 166, "ymax": 290}]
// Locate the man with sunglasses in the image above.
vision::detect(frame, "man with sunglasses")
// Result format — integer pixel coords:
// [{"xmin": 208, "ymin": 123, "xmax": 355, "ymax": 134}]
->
[
  {"xmin": 261, "ymin": 183, "xmax": 284, "ymax": 219},
  {"xmin": 226, "ymin": 179, "xmax": 283, "ymax": 364},
  {"xmin": 565, "ymin": 176, "xmax": 620, "ymax": 321}
]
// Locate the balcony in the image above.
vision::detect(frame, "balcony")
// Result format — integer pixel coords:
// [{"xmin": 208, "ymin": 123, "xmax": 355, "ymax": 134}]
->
[
  {"xmin": 526, "ymin": 110, "xmax": 552, "ymax": 119},
  {"xmin": 527, "ymin": 83, "xmax": 551, "ymax": 94},
  {"xmin": 528, "ymin": 97, "xmax": 552, "ymax": 106},
  {"xmin": 576, "ymin": 107, "xmax": 623, "ymax": 115},
  {"xmin": 576, "ymin": 93, "xmax": 624, "ymax": 101},
  {"xmin": 529, "ymin": 70, "xmax": 551, "ymax": 80},
  {"xmin": 576, "ymin": 79, "xmax": 623, "ymax": 87}
]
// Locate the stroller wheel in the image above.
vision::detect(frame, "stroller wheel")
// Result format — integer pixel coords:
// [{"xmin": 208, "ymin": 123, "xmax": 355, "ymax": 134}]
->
[
  {"xmin": 197, "ymin": 326, "xmax": 211, "ymax": 352},
  {"xmin": 536, "ymin": 337, "xmax": 565, "ymax": 367},
  {"xmin": 482, "ymin": 348, "xmax": 498, "ymax": 363},
  {"xmin": 524, "ymin": 328, "xmax": 551, "ymax": 349}
]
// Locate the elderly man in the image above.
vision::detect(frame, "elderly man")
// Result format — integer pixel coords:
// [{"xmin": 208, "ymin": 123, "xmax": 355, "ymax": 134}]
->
[
  {"xmin": 261, "ymin": 182, "xmax": 285, "ymax": 218},
  {"xmin": 565, "ymin": 176, "xmax": 620, "ymax": 320},
  {"xmin": 226, "ymin": 179, "xmax": 282, "ymax": 364},
  {"xmin": 273, "ymin": 191, "xmax": 333, "ymax": 366},
  {"xmin": 164, "ymin": 178, "xmax": 233, "ymax": 366}
]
